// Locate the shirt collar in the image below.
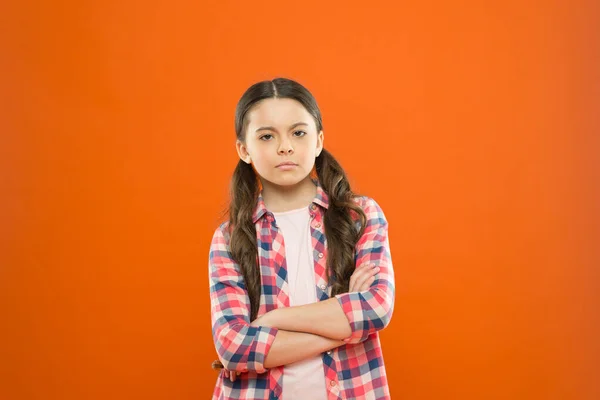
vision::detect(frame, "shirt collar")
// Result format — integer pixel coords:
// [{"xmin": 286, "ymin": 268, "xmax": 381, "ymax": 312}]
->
[{"xmin": 252, "ymin": 177, "xmax": 329, "ymax": 223}]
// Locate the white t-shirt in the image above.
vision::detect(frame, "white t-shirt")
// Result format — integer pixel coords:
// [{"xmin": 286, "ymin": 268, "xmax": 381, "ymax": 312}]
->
[{"xmin": 272, "ymin": 206, "xmax": 327, "ymax": 400}]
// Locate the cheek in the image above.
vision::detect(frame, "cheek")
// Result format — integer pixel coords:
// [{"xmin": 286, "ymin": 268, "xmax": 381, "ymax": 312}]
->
[
  {"xmin": 251, "ymin": 150, "xmax": 273, "ymax": 169},
  {"xmin": 301, "ymin": 143, "xmax": 318, "ymax": 158}
]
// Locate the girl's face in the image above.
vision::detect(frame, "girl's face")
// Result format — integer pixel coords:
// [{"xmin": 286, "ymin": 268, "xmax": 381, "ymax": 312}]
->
[{"xmin": 236, "ymin": 98, "xmax": 324, "ymax": 188}]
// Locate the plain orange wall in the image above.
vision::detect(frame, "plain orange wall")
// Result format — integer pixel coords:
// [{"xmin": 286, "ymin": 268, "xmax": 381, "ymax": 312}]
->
[{"xmin": 1, "ymin": 1, "xmax": 598, "ymax": 399}]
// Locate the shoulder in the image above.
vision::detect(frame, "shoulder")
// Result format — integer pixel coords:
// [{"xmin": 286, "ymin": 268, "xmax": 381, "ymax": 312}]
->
[
  {"xmin": 210, "ymin": 221, "xmax": 232, "ymax": 249},
  {"xmin": 350, "ymin": 195, "xmax": 388, "ymax": 222}
]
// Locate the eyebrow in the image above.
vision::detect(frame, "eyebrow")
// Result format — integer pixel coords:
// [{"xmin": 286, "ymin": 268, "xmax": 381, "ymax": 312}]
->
[{"xmin": 255, "ymin": 122, "xmax": 309, "ymax": 133}]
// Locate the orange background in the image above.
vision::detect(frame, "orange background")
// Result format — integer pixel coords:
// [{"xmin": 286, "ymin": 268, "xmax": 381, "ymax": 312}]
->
[{"xmin": 1, "ymin": 1, "xmax": 599, "ymax": 399}]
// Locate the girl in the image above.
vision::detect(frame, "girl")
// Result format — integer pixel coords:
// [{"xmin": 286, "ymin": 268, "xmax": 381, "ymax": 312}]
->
[{"xmin": 209, "ymin": 78, "xmax": 395, "ymax": 400}]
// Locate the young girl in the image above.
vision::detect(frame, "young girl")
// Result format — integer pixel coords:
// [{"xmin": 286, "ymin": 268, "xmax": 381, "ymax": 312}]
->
[{"xmin": 209, "ymin": 78, "xmax": 395, "ymax": 400}]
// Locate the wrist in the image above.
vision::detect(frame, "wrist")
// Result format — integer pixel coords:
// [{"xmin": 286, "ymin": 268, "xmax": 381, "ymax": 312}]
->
[
  {"xmin": 263, "ymin": 308, "xmax": 280, "ymax": 328},
  {"xmin": 251, "ymin": 309, "xmax": 279, "ymax": 328}
]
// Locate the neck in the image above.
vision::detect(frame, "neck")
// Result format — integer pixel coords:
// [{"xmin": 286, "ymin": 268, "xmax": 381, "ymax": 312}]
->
[{"xmin": 260, "ymin": 176, "xmax": 317, "ymax": 213}]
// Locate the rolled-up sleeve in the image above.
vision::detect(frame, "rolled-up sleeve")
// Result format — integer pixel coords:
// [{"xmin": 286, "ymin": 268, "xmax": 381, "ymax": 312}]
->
[
  {"xmin": 334, "ymin": 198, "xmax": 395, "ymax": 343},
  {"xmin": 209, "ymin": 223, "xmax": 278, "ymax": 373}
]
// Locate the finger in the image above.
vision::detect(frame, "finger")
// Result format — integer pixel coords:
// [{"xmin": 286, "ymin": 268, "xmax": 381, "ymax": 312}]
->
[
  {"xmin": 350, "ymin": 265, "xmax": 375, "ymax": 291},
  {"xmin": 348, "ymin": 270, "xmax": 358, "ymax": 291},
  {"xmin": 230, "ymin": 372, "xmax": 235, "ymax": 382},
  {"xmin": 352, "ymin": 271, "xmax": 369, "ymax": 291},
  {"xmin": 354, "ymin": 267, "xmax": 379, "ymax": 291},
  {"xmin": 366, "ymin": 267, "xmax": 380, "ymax": 289},
  {"xmin": 223, "ymin": 369, "xmax": 229, "ymax": 378},
  {"xmin": 349, "ymin": 264, "xmax": 369, "ymax": 291},
  {"xmin": 358, "ymin": 275, "xmax": 376, "ymax": 291}
]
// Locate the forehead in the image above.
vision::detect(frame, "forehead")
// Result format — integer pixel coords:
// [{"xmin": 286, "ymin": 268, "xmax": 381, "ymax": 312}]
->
[{"xmin": 246, "ymin": 98, "xmax": 315, "ymax": 129}]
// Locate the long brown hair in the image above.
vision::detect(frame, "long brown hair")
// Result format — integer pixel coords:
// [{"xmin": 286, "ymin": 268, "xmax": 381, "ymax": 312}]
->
[{"xmin": 224, "ymin": 78, "xmax": 367, "ymax": 321}]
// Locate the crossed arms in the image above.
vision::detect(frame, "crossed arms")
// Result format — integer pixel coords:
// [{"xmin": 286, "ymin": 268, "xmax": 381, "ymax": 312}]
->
[{"xmin": 209, "ymin": 198, "xmax": 395, "ymax": 374}]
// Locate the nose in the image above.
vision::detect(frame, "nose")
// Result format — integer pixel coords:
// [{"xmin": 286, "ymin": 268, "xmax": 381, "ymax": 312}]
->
[{"xmin": 278, "ymin": 138, "xmax": 294, "ymax": 155}]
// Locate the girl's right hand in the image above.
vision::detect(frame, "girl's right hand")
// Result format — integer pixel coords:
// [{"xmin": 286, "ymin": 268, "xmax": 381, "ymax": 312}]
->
[
  {"xmin": 212, "ymin": 361, "xmax": 241, "ymax": 382},
  {"xmin": 223, "ymin": 368, "xmax": 241, "ymax": 382},
  {"xmin": 348, "ymin": 263, "xmax": 380, "ymax": 292}
]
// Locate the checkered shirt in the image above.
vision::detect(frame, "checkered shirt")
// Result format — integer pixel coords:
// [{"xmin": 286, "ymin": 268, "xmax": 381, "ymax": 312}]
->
[{"xmin": 209, "ymin": 179, "xmax": 395, "ymax": 399}]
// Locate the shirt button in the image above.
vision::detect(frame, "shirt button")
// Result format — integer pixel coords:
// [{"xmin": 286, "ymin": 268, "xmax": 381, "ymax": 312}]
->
[
  {"xmin": 330, "ymin": 380, "xmax": 336, "ymax": 386},
  {"xmin": 315, "ymin": 223, "xmax": 321, "ymax": 228},
  {"xmin": 320, "ymin": 284, "xmax": 327, "ymax": 290},
  {"xmin": 318, "ymin": 253, "xmax": 324, "ymax": 259},
  {"xmin": 311, "ymin": 205, "xmax": 317, "ymax": 210}
]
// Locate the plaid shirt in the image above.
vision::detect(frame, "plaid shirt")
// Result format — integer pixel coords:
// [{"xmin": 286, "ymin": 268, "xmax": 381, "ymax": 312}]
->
[{"xmin": 209, "ymin": 178, "xmax": 395, "ymax": 400}]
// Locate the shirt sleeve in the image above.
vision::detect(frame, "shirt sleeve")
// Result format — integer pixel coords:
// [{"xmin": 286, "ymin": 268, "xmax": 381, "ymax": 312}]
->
[
  {"xmin": 334, "ymin": 197, "xmax": 396, "ymax": 343},
  {"xmin": 209, "ymin": 223, "xmax": 278, "ymax": 373}
]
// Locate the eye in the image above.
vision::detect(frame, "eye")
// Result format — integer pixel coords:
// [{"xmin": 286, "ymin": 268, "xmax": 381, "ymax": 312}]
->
[
  {"xmin": 293, "ymin": 130, "xmax": 307, "ymax": 137},
  {"xmin": 259, "ymin": 134, "xmax": 273, "ymax": 141}
]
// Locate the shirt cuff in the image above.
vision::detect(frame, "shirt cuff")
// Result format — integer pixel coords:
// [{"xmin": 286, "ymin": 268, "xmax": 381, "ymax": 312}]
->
[{"xmin": 248, "ymin": 325, "xmax": 278, "ymax": 373}]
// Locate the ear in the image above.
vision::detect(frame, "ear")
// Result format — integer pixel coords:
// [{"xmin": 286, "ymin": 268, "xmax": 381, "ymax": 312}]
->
[
  {"xmin": 316, "ymin": 130, "xmax": 324, "ymax": 157},
  {"xmin": 236, "ymin": 140, "xmax": 252, "ymax": 164}
]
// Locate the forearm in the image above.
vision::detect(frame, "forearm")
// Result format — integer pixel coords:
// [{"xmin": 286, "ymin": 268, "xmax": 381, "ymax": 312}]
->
[
  {"xmin": 261, "ymin": 298, "xmax": 352, "ymax": 340},
  {"xmin": 264, "ymin": 329, "xmax": 343, "ymax": 368}
]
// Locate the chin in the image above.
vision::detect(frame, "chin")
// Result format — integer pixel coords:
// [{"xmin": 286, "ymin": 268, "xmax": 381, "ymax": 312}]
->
[{"xmin": 262, "ymin": 173, "xmax": 309, "ymax": 187}]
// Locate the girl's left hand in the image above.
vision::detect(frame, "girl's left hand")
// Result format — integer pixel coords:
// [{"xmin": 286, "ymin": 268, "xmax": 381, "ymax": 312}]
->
[{"xmin": 349, "ymin": 263, "xmax": 380, "ymax": 292}]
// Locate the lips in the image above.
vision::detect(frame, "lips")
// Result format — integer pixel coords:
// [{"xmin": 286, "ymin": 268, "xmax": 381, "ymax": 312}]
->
[{"xmin": 276, "ymin": 162, "xmax": 298, "ymax": 167}]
